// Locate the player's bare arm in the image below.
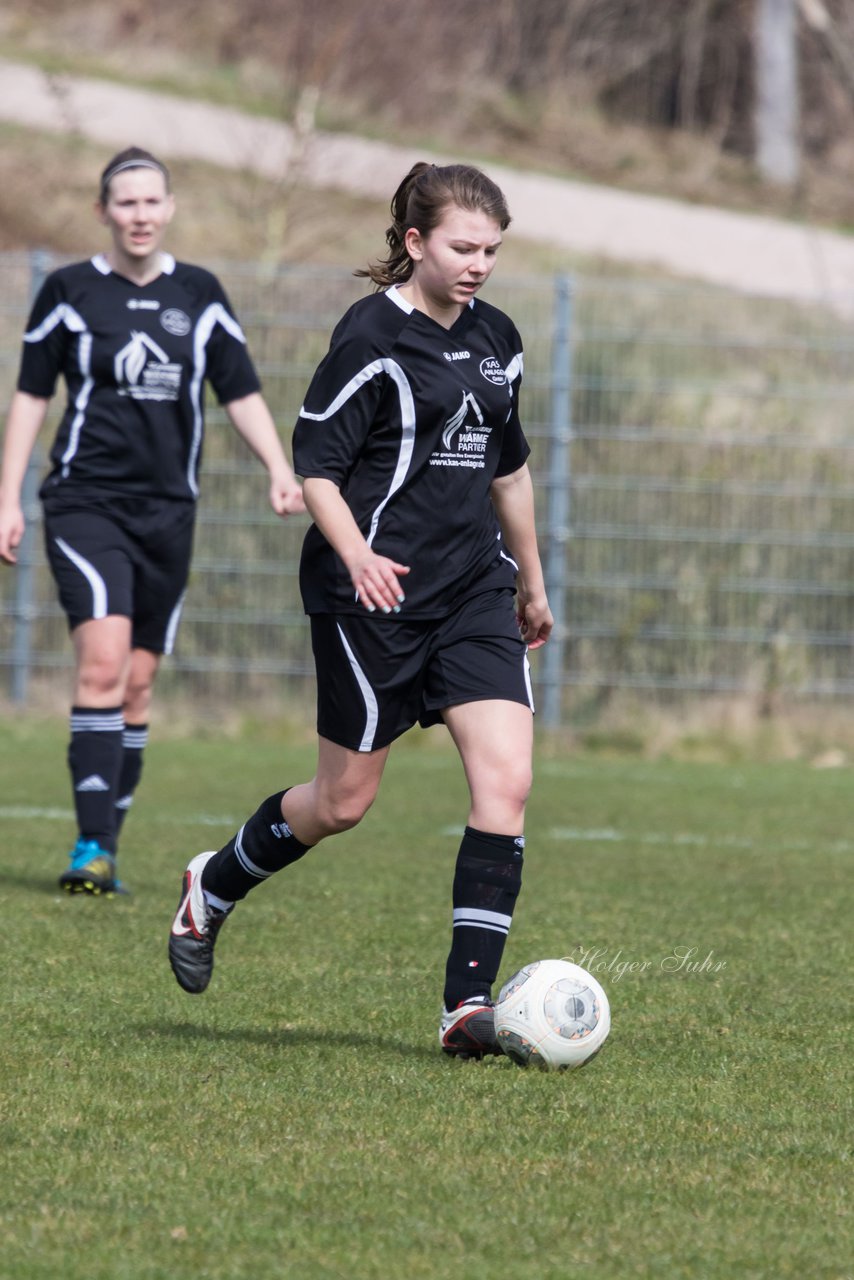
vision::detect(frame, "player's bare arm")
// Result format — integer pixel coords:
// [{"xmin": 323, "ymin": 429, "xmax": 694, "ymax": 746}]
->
[
  {"xmin": 0, "ymin": 391, "xmax": 50, "ymax": 564},
  {"xmin": 490, "ymin": 463, "xmax": 553, "ymax": 649},
  {"xmin": 224, "ymin": 392, "xmax": 305, "ymax": 517},
  {"xmin": 302, "ymin": 477, "xmax": 410, "ymax": 614}
]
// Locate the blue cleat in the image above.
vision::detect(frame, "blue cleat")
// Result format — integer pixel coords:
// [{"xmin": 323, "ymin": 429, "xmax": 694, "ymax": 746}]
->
[{"xmin": 58, "ymin": 838, "xmax": 126, "ymax": 896}]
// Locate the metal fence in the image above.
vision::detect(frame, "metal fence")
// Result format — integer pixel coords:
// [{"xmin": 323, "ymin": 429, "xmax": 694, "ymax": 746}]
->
[{"xmin": 2, "ymin": 251, "xmax": 854, "ymax": 728}]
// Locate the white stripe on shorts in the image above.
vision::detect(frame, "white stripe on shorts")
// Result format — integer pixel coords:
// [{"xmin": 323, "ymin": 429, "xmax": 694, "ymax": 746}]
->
[
  {"xmin": 54, "ymin": 536, "xmax": 108, "ymax": 619},
  {"xmin": 523, "ymin": 651, "xmax": 535, "ymax": 712},
  {"xmin": 163, "ymin": 590, "xmax": 186, "ymax": 656},
  {"xmin": 336, "ymin": 623, "xmax": 379, "ymax": 753}
]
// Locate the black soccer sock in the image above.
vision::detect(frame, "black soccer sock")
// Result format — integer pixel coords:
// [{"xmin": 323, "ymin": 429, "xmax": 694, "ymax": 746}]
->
[
  {"xmin": 201, "ymin": 791, "xmax": 312, "ymax": 903},
  {"xmin": 67, "ymin": 705, "xmax": 125, "ymax": 854},
  {"xmin": 443, "ymin": 826, "xmax": 525, "ymax": 1009},
  {"xmin": 114, "ymin": 722, "xmax": 148, "ymax": 838}
]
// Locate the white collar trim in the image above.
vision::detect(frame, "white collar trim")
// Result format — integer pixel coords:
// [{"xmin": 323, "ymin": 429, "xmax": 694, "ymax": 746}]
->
[
  {"xmin": 385, "ymin": 284, "xmax": 413, "ymax": 314},
  {"xmin": 90, "ymin": 252, "xmax": 176, "ymax": 278}
]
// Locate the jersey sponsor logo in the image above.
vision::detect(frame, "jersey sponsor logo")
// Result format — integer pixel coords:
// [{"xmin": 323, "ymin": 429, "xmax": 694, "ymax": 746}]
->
[
  {"xmin": 161, "ymin": 308, "xmax": 192, "ymax": 336},
  {"xmin": 443, "ymin": 350, "xmax": 471, "ymax": 362},
  {"xmin": 480, "ymin": 356, "xmax": 507, "ymax": 385},
  {"xmin": 431, "ymin": 392, "xmax": 492, "ymax": 470},
  {"xmin": 115, "ymin": 331, "xmax": 182, "ymax": 402},
  {"xmin": 127, "ymin": 299, "xmax": 160, "ymax": 311}
]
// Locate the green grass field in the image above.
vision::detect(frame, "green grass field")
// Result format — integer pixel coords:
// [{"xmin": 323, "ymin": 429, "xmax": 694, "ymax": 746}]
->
[{"xmin": 0, "ymin": 716, "xmax": 851, "ymax": 1280}]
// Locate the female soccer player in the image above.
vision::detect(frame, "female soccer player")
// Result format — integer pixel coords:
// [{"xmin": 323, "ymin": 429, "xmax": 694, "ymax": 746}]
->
[
  {"xmin": 0, "ymin": 146, "xmax": 303, "ymax": 896},
  {"xmin": 169, "ymin": 161, "xmax": 553, "ymax": 1058}
]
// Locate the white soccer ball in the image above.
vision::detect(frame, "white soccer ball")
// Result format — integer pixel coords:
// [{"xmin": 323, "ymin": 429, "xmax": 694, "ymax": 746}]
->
[{"xmin": 494, "ymin": 958, "xmax": 611, "ymax": 1070}]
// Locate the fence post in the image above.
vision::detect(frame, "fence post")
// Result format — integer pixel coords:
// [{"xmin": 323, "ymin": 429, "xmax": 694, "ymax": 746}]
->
[
  {"xmin": 540, "ymin": 273, "xmax": 574, "ymax": 729},
  {"xmin": 10, "ymin": 248, "xmax": 50, "ymax": 704}
]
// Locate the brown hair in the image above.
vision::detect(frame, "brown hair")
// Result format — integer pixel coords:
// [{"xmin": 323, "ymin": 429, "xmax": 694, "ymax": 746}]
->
[
  {"xmin": 356, "ymin": 162, "xmax": 512, "ymax": 289},
  {"xmin": 99, "ymin": 147, "xmax": 171, "ymax": 205}
]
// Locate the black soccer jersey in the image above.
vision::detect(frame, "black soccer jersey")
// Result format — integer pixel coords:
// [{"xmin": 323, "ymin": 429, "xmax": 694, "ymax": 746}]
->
[
  {"xmin": 17, "ymin": 254, "xmax": 261, "ymax": 503},
  {"xmin": 294, "ymin": 286, "xmax": 531, "ymax": 618}
]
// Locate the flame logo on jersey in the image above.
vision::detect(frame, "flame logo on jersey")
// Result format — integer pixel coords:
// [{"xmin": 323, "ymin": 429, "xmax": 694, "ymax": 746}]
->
[
  {"xmin": 114, "ymin": 331, "xmax": 182, "ymax": 401},
  {"xmin": 431, "ymin": 392, "xmax": 493, "ymax": 470},
  {"xmin": 442, "ymin": 392, "xmax": 485, "ymax": 451}
]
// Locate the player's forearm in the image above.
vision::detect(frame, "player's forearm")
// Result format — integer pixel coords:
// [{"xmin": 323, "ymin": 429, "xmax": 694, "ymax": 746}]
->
[
  {"xmin": 302, "ymin": 477, "xmax": 372, "ymax": 570},
  {"xmin": 0, "ymin": 392, "xmax": 50, "ymax": 502},
  {"xmin": 225, "ymin": 392, "xmax": 295, "ymax": 480}
]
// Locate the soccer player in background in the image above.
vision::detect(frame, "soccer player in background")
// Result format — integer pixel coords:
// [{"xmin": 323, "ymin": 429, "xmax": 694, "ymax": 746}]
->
[
  {"xmin": 0, "ymin": 146, "xmax": 304, "ymax": 896},
  {"xmin": 169, "ymin": 161, "xmax": 553, "ymax": 1058}
]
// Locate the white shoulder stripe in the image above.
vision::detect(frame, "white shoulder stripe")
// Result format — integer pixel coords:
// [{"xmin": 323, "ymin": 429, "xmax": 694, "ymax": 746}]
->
[
  {"xmin": 186, "ymin": 303, "xmax": 248, "ymax": 497},
  {"xmin": 24, "ymin": 302, "xmax": 88, "ymax": 343},
  {"xmin": 200, "ymin": 301, "xmax": 247, "ymax": 345},
  {"xmin": 298, "ymin": 358, "xmax": 394, "ymax": 423},
  {"xmin": 299, "ymin": 357, "xmax": 416, "ymax": 548},
  {"xmin": 505, "ymin": 352, "xmax": 524, "ymax": 384}
]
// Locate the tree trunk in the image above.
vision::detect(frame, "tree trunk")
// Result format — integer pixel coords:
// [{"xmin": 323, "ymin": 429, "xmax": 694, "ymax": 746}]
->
[{"xmin": 755, "ymin": 0, "xmax": 800, "ymax": 185}]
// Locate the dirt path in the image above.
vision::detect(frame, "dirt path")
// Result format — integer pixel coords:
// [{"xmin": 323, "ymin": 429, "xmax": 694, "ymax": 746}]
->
[{"xmin": 2, "ymin": 56, "xmax": 854, "ymax": 304}]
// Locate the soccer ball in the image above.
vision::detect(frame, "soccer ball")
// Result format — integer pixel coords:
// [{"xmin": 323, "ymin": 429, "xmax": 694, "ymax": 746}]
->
[{"xmin": 494, "ymin": 958, "xmax": 611, "ymax": 1070}]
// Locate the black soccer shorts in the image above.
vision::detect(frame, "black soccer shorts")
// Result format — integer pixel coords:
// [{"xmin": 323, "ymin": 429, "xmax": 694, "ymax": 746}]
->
[
  {"xmin": 310, "ymin": 587, "xmax": 534, "ymax": 753},
  {"xmin": 42, "ymin": 497, "xmax": 195, "ymax": 653}
]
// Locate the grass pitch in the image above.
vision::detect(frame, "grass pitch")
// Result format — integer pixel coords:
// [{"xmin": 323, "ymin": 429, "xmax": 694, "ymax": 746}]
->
[{"xmin": 0, "ymin": 716, "xmax": 851, "ymax": 1280}]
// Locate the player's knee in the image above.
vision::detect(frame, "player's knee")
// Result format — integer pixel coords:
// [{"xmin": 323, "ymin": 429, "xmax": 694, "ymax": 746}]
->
[
  {"xmin": 502, "ymin": 758, "xmax": 533, "ymax": 811},
  {"xmin": 77, "ymin": 654, "xmax": 125, "ymax": 701},
  {"xmin": 317, "ymin": 786, "xmax": 376, "ymax": 835},
  {"xmin": 476, "ymin": 759, "xmax": 532, "ymax": 823},
  {"xmin": 123, "ymin": 677, "xmax": 154, "ymax": 720}
]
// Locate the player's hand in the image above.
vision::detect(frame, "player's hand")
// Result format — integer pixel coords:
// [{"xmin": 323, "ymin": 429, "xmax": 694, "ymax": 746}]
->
[
  {"xmin": 0, "ymin": 502, "xmax": 24, "ymax": 565},
  {"xmin": 269, "ymin": 475, "xmax": 305, "ymax": 517},
  {"xmin": 348, "ymin": 551, "xmax": 410, "ymax": 614},
  {"xmin": 516, "ymin": 590, "xmax": 553, "ymax": 650}
]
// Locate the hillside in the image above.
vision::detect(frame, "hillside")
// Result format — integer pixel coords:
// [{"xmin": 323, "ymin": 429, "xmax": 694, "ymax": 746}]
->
[{"xmin": 3, "ymin": 0, "xmax": 854, "ymax": 258}]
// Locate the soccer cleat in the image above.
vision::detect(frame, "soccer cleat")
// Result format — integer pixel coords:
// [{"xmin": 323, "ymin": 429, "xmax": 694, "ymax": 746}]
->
[
  {"xmin": 439, "ymin": 996, "xmax": 501, "ymax": 1059},
  {"xmin": 168, "ymin": 851, "xmax": 232, "ymax": 994},
  {"xmin": 59, "ymin": 838, "xmax": 121, "ymax": 896}
]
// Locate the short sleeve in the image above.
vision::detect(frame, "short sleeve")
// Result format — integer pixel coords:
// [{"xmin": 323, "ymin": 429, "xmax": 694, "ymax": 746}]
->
[
  {"xmin": 200, "ymin": 276, "xmax": 262, "ymax": 405},
  {"xmin": 17, "ymin": 273, "xmax": 72, "ymax": 398},
  {"xmin": 494, "ymin": 339, "xmax": 531, "ymax": 477},
  {"xmin": 292, "ymin": 315, "xmax": 386, "ymax": 486}
]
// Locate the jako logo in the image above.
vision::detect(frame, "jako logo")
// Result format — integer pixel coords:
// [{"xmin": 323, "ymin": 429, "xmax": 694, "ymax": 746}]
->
[{"xmin": 443, "ymin": 350, "xmax": 471, "ymax": 361}]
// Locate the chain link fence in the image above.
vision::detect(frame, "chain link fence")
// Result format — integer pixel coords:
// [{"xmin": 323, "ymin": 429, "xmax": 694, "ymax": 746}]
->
[{"xmin": 2, "ymin": 252, "xmax": 854, "ymax": 729}]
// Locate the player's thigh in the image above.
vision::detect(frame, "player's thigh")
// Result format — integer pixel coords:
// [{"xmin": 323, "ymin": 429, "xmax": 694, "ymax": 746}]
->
[
  {"xmin": 442, "ymin": 698, "xmax": 534, "ymax": 809},
  {"xmin": 43, "ymin": 507, "xmax": 134, "ymax": 629}
]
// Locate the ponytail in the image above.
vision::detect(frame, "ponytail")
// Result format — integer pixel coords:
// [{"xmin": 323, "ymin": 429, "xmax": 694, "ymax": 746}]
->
[{"xmin": 355, "ymin": 162, "xmax": 511, "ymax": 290}]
